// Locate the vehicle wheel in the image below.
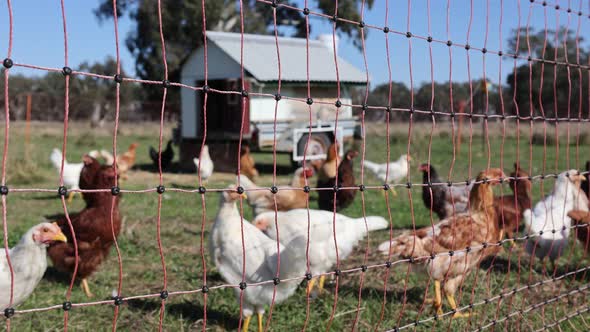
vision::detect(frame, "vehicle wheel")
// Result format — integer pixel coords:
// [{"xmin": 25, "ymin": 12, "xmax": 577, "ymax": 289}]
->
[{"xmin": 293, "ymin": 133, "xmax": 332, "ymax": 167}]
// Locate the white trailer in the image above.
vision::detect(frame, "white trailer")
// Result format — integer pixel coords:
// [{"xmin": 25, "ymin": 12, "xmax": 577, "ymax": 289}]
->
[{"xmin": 178, "ymin": 31, "xmax": 366, "ymax": 171}]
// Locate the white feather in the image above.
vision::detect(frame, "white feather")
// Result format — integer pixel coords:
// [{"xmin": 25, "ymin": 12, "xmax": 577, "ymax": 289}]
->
[
  {"xmin": 1, "ymin": 223, "xmax": 54, "ymax": 310},
  {"xmin": 253, "ymin": 209, "xmax": 388, "ymax": 279},
  {"xmin": 364, "ymin": 154, "xmax": 410, "ymax": 184},
  {"xmin": 49, "ymin": 148, "xmax": 83, "ymax": 191},
  {"xmin": 209, "ymin": 192, "xmax": 307, "ymax": 317},
  {"xmin": 524, "ymin": 170, "xmax": 589, "ymax": 262},
  {"xmin": 194, "ymin": 145, "xmax": 214, "ymax": 180}
]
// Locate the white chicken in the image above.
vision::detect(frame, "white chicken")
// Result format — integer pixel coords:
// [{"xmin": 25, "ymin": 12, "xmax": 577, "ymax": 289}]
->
[
  {"xmin": 50, "ymin": 148, "xmax": 84, "ymax": 203},
  {"xmin": 253, "ymin": 209, "xmax": 388, "ymax": 293},
  {"xmin": 193, "ymin": 145, "xmax": 214, "ymax": 182},
  {"xmin": 363, "ymin": 154, "xmax": 412, "ymax": 196},
  {"xmin": 1, "ymin": 222, "xmax": 67, "ymax": 311},
  {"xmin": 524, "ymin": 170, "xmax": 588, "ymax": 267},
  {"xmin": 210, "ymin": 188, "xmax": 307, "ymax": 332}
]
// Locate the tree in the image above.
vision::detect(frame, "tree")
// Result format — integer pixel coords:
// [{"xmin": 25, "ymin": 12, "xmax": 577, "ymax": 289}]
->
[
  {"xmin": 363, "ymin": 81, "xmax": 411, "ymax": 121},
  {"xmin": 505, "ymin": 27, "xmax": 589, "ymax": 119},
  {"xmin": 0, "ymin": 57, "xmax": 138, "ymax": 123},
  {"xmin": 94, "ymin": 0, "xmax": 374, "ymax": 102}
]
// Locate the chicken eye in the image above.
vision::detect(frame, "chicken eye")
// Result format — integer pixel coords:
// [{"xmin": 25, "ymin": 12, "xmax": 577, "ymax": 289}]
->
[{"xmin": 42, "ymin": 228, "xmax": 49, "ymax": 233}]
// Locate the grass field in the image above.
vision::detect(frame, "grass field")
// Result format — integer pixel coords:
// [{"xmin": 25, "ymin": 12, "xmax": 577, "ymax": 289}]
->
[{"xmin": 2, "ymin": 120, "xmax": 590, "ymax": 331}]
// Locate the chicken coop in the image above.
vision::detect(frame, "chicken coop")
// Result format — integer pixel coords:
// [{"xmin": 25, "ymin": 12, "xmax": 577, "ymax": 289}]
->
[{"xmin": 178, "ymin": 31, "xmax": 366, "ymax": 171}]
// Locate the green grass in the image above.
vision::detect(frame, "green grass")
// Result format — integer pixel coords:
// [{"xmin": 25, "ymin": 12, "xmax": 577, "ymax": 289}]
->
[{"xmin": 2, "ymin": 121, "xmax": 590, "ymax": 331}]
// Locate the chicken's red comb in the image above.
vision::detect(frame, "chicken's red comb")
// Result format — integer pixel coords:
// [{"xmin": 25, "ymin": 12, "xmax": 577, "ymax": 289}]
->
[{"xmin": 302, "ymin": 167, "xmax": 314, "ymax": 178}]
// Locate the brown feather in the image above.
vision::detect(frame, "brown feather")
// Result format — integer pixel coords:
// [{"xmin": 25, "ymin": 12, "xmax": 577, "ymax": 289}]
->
[
  {"xmin": 386, "ymin": 168, "xmax": 506, "ymax": 301},
  {"xmin": 48, "ymin": 156, "xmax": 122, "ymax": 280}
]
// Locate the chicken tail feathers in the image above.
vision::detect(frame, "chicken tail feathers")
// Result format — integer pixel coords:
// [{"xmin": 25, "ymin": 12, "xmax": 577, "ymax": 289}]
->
[
  {"xmin": 50, "ymin": 148, "xmax": 64, "ymax": 169},
  {"xmin": 377, "ymin": 233, "xmax": 430, "ymax": 259},
  {"xmin": 149, "ymin": 146, "xmax": 159, "ymax": 162},
  {"xmin": 352, "ymin": 216, "xmax": 389, "ymax": 232},
  {"xmin": 378, "ymin": 240, "xmax": 394, "ymax": 255},
  {"xmin": 278, "ymin": 235, "xmax": 308, "ymax": 279},
  {"xmin": 363, "ymin": 160, "xmax": 381, "ymax": 175},
  {"xmin": 237, "ymin": 173, "xmax": 257, "ymax": 190},
  {"xmin": 100, "ymin": 150, "xmax": 115, "ymax": 165}
]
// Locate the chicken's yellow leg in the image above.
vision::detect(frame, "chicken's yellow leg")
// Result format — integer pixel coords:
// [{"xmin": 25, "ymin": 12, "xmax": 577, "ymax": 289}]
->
[
  {"xmin": 67, "ymin": 191, "xmax": 75, "ymax": 204},
  {"xmin": 242, "ymin": 315, "xmax": 251, "ymax": 332},
  {"xmin": 381, "ymin": 186, "xmax": 398, "ymax": 198},
  {"xmin": 318, "ymin": 275, "xmax": 326, "ymax": 293},
  {"xmin": 390, "ymin": 186, "xmax": 398, "ymax": 197},
  {"xmin": 433, "ymin": 280, "xmax": 443, "ymax": 316},
  {"xmin": 257, "ymin": 312, "xmax": 263, "ymax": 332},
  {"xmin": 446, "ymin": 293, "xmax": 471, "ymax": 318},
  {"xmin": 81, "ymin": 278, "xmax": 94, "ymax": 298},
  {"xmin": 306, "ymin": 278, "xmax": 316, "ymax": 293}
]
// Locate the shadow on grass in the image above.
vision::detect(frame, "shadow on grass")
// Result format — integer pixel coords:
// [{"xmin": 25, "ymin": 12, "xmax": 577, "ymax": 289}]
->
[
  {"xmin": 43, "ymin": 267, "xmax": 76, "ymax": 285},
  {"xmin": 330, "ymin": 283, "xmax": 426, "ymax": 305},
  {"xmin": 31, "ymin": 195, "xmax": 61, "ymax": 201},
  {"xmin": 126, "ymin": 298, "xmax": 240, "ymax": 330},
  {"xmin": 170, "ymin": 183, "xmax": 197, "ymax": 190},
  {"xmin": 135, "ymin": 162, "xmax": 195, "ymax": 174},
  {"xmin": 479, "ymin": 256, "xmax": 516, "ymax": 274},
  {"xmin": 256, "ymin": 163, "xmax": 295, "ymax": 176}
]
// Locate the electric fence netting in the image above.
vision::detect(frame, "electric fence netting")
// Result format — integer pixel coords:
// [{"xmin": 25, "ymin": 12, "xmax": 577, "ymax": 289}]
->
[{"xmin": 1, "ymin": 0, "xmax": 590, "ymax": 331}]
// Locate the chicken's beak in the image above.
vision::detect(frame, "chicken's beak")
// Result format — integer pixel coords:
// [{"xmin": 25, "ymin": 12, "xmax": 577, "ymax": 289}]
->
[
  {"xmin": 241, "ymin": 193, "xmax": 248, "ymax": 200},
  {"xmin": 52, "ymin": 230, "xmax": 67, "ymax": 243}
]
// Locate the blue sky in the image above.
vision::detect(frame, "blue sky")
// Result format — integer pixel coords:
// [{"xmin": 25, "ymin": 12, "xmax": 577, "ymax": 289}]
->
[{"xmin": 1, "ymin": 1, "xmax": 588, "ymax": 89}]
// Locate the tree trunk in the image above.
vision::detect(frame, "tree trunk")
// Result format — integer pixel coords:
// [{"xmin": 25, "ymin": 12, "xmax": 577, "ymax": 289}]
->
[{"xmin": 90, "ymin": 102, "xmax": 104, "ymax": 128}]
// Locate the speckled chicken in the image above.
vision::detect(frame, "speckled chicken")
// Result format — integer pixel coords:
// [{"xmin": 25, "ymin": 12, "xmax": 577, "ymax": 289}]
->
[{"xmin": 378, "ymin": 169, "xmax": 506, "ymax": 318}]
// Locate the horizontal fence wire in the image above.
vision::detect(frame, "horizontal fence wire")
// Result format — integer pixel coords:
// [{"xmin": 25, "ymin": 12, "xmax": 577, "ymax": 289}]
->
[
  {"xmin": 7, "ymin": 64, "xmax": 590, "ymax": 123},
  {"xmin": 1, "ymin": 0, "xmax": 590, "ymax": 331},
  {"xmin": 4, "ymin": 219, "xmax": 589, "ymax": 313}
]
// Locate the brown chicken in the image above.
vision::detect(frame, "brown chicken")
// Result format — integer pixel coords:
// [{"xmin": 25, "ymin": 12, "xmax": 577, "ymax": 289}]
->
[
  {"xmin": 318, "ymin": 149, "xmax": 359, "ymax": 211},
  {"xmin": 567, "ymin": 210, "xmax": 590, "ymax": 253},
  {"xmin": 239, "ymin": 167, "xmax": 314, "ymax": 215},
  {"xmin": 581, "ymin": 161, "xmax": 590, "ymax": 198},
  {"xmin": 316, "ymin": 142, "xmax": 340, "ymax": 185},
  {"xmin": 116, "ymin": 143, "xmax": 139, "ymax": 179},
  {"xmin": 240, "ymin": 145, "xmax": 259, "ymax": 180},
  {"xmin": 48, "ymin": 156, "xmax": 121, "ymax": 298},
  {"xmin": 494, "ymin": 163, "xmax": 532, "ymax": 241},
  {"xmin": 378, "ymin": 168, "xmax": 506, "ymax": 318}
]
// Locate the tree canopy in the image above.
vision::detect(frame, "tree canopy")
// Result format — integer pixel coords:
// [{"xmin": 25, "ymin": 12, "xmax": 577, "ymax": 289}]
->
[
  {"xmin": 94, "ymin": 0, "xmax": 374, "ymax": 101},
  {"xmin": 0, "ymin": 57, "xmax": 138, "ymax": 123},
  {"xmin": 505, "ymin": 28, "xmax": 589, "ymax": 119}
]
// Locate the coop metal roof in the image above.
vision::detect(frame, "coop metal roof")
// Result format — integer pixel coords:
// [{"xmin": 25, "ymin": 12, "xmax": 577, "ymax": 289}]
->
[{"xmin": 205, "ymin": 31, "xmax": 367, "ymax": 84}]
